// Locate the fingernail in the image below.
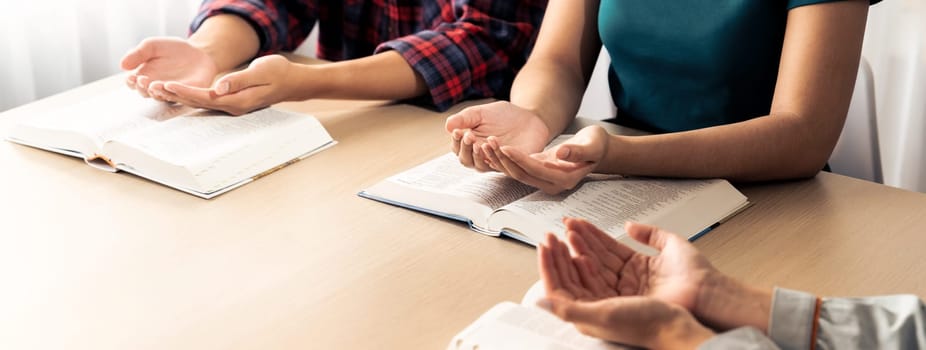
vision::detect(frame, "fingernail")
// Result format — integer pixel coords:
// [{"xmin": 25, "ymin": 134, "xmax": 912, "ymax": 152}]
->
[
  {"xmin": 536, "ymin": 298, "xmax": 553, "ymax": 312},
  {"xmin": 216, "ymin": 81, "xmax": 230, "ymax": 95}
]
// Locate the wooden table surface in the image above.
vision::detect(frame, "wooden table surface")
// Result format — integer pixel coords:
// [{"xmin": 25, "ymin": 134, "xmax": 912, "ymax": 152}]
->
[{"xmin": 1, "ymin": 75, "xmax": 924, "ymax": 350}]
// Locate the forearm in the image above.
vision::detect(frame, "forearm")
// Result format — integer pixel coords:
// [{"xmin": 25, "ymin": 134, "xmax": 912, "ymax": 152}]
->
[
  {"xmin": 510, "ymin": 59, "xmax": 587, "ymax": 142},
  {"xmin": 189, "ymin": 14, "xmax": 260, "ymax": 73},
  {"xmin": 600, "ymin": 112, "xmax": 834, "ymax": 181},
  {"xmin": 509, "ymin": 0, "xmax": 601, "ymax": 140},
  {"xmin": 287, "ymin": 51, "xmax": 427, "ymax": 101}
]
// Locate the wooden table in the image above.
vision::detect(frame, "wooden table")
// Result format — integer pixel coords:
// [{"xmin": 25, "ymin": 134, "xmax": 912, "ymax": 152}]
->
[{"xmin": 1, "ymin": 75, "xmax": 925, "ymax": 350}]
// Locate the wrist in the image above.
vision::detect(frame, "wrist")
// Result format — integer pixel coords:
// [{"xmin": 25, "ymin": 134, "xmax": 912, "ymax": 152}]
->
[
  {"xmin": 594, "ymin": 134, "xmax": 624, "ymax": 173},
  {"xmin": 654, "ymin": 311, "xmax": 715, "ymax": 350},
  {"xmin": 285, "ymin": 63, "xmax": 323, "ymax": 101},
  {"xmin": 187, "ymin": 39, "xmax": 226, "ymax": 70},
  {"xmin": 507, "ymin": 104, "xmax": 553, "ymax": 145},
  {"xmin": 695, "ymin": 273, "xmax": 772, "ymax": 333},
  {"xmin": 188, "ymin": 14, "xmax": 259, "ymax": 72}
]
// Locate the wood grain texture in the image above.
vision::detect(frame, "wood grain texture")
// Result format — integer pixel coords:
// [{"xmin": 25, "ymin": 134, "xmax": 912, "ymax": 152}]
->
[{"xmin": 1, "ymin": 72, "xmax": 925, "ymax": 349}]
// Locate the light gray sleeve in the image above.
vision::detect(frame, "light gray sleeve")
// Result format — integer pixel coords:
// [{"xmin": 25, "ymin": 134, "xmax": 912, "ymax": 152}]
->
[
  {"xmin": 768, "ymin": 287, "xmax": 926, "ymax": 350},
  {"xmin": 816, "ymin": 293, "xmax": 926, "ymax": 349},
  {"xmin": 699, "ymin": 327, "xmax": 781, "ymax": 350},
  {"xmin": 768, "ymin": 288, "xmax": 817, "ymax": 350}
]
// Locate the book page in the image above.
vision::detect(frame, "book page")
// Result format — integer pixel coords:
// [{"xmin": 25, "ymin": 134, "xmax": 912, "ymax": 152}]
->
[
  {"xmin": 388, "ymin": 153, "xmax": 536, "ymax": 211},
  {"xmin": 106, "ymin": 108, "xmax": 331, "ymax": 194},
  {"xmin": 361, "ymin": 153, "xmax": 538, "ymax": 232},
  {"xmin": 488, "ymin": 177, "xmax": 730, "ymax": 244},
  {"xmin": 448, "ymin": 302, "xmax": 629, "ymax": 350},
  {"xmin": 20, "ymin": 89, "xmax": 193, "ymax": 147},
  {"xmin": 8, "ymin": 89, "xmax": 191, "ymax": 158}
]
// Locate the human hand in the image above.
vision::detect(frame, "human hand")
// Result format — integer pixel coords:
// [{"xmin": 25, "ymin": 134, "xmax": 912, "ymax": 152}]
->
[
  {"xmin": 540, "ymin": 292, "xmax": 714, "ymax": 349},
  {"xmin": 539, "ymin": 218, "xmax": 771, "ymax": 332},
  {"xmin": 121, "ymin": 37, "xmax": 219, "ymax": 100},
  {"xmin": 484, "ymin": 125, "xmax": 609, "ymax": 194},
  {"xmin": 444, "ymin": 101, "xmax": 550, "ymax": 172},
  {"xmin": 154, "ymin": 55, "xmax": 299, "ymax": 116}
]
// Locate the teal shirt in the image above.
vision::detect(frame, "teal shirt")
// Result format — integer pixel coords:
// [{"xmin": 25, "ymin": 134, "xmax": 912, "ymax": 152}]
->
[{"xmin": 599, "ymin": 0, "xmax": 879, "ymax": 133}]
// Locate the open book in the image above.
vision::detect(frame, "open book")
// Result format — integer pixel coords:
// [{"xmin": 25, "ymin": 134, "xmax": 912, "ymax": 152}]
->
[
  {"xmin": 6, "ymin": 89, "xmax": 334, "ymax": 198},
  {"xmin": 448, "ymin": 281, "xmax": 630, "ymax": 350},
  {"xmin": 359, "ymin": 153, "xmax": 749, "ymax": 245}
]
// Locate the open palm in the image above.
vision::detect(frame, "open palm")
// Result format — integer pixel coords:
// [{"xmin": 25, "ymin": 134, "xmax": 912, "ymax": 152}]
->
[
  {"xmin": 444, "ymin": 101, "xmax": 550, "ymax": 171},
  {"xmin": 121, "ymin": 37, "xmax": 219, "ymax": 96},
  {"xmin": 539, "ymin": 218, "xmax": 716, "ymax": 312}
]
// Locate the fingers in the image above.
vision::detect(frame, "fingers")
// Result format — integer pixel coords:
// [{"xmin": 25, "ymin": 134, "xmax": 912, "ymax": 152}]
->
[
  {"xmin": 135, "ymin": 75, "xmax": 152, "ymax": 98},
  {"xmin": 538, "ymin": 234, "xmax": 564, "ymax": 296},
  {"xmin": 555, "ymin": 144, "xmax": 594, "ymax": 164},
  {"xmin": 549, "ymin": 234, "xmax": 587, "ymax": 299},
  {"xmin": 544, "ymin": 295, "xmax": 602, "ymax": 325},
  {"xmin": 448, "ymin": 129, "xmax": 494, "ymax": 171},
  {"xmin": 444, "ymin": 107, "xmax": 492, "ymax": 171},
  {"xmin": 556, "ymin": 125, "xmax": 609, "ymax": 163},
  {"xmin": 468, "ymin": 132, "xmax": 493, "ymax": 172},
  {"xmin": 566, "ymin": 228, "xmax": 619, "ymax": 290},
  {"xmin": 503, "ymin": 146, "xmax": 588, "ymax": 194},
  {"xmin": 625, "ymin": 221, "xmax": 672, "ymax": 251},
  {"xmin": 569, "ymin": 218, "xmax": 636, "ymax": 261},
  {"xmin": 564, "ymin": 218, "xmax": 633, "ymax": 276},
  {"xmin": 449, "ymin": 129, "xmax": 463, "ymax": 155},
  {"xmin": 444, "ymin": 108, "xmax": 484, "ymax": 133},
  {"xmin": 212, "ymin": 68, "xmax": 267, "ymax": 96},
  {"xmin": 147, "ymin": 81, "xmax": 170, "ymax": 102},
  {"xmin": 162, "ymin": 82, "xmax": 259, "ymax": 115},
  {"xmin": 457, "ymin": 130, "xmax": 476, "ymax": 168},
  {"xmin": 482, "ymin": 139, "xmax": 503, "ymax": 171},
  {"xmin": 574, "ymin": 255, "xmax": 618, "ymax": 297},
  {"xmin": 496, "ymin": 146, "xmax": 560, "ymax": 193}
]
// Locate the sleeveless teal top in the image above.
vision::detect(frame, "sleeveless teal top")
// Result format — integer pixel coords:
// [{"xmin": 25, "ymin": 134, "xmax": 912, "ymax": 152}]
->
[{"xmin": 599, "ymin": 0, "xmax": 879, "ymax": 133}]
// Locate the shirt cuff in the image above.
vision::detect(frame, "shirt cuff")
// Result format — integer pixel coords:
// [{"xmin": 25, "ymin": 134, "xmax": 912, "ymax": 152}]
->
[
  {"xmin": 769, "ymin": 287, "xmax": 817, "ymax": 350},
  {"xmin": 190, "ymin": 1, "xmax": 278, "ymax": 55},
  {"xmin": 699, "ymin": 327, "xmax": 781, "ymax": 350},
  {"xmin": 376, "ymin": 30, "xmax": 472, "ymax": 112}
]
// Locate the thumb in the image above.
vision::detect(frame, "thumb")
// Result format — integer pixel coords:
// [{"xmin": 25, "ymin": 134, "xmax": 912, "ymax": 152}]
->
[
  {"xmin": 555, "ymin": 143, "xmax": 596, "ymax": 163},
  {"xmin": 121, "ymin": 39, "xmax": 158, "ymax": 70},
  {"xmin": 539, "ymin": 295, "xmax": 599, "ymax": 324},
  {"xmin": 212, "ymin": 69, "xmax": 261, "ymax": 95},
  {"xmin": 445, "ymin": 109, "xmax": 484, "ymax": 133},
  {"xmin": 625, "ymin": 221, "xmax": 674, "ymax": 251}
]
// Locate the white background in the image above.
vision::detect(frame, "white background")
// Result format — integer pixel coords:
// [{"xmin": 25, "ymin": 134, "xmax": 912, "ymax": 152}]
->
[{"xmin": 1, "ymin": 0, "xmax": 922, "ymax": 192}]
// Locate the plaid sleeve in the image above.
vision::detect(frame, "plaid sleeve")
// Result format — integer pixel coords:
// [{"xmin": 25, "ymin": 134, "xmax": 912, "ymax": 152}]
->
[
  {"xmin": 375, "ymin": 0, "xmax": 547, "ymax": 111},
  {"xmin": 190, "ymin": 0, "xmax": 314, "ymax": 55}
]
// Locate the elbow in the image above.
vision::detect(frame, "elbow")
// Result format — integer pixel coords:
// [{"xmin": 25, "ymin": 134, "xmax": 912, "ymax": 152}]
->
[{"xmin": 780, "ymin": 144, "xmax": 835, "ymax": 180}]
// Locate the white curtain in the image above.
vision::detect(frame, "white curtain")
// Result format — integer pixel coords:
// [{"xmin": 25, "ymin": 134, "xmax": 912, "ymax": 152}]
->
[
  {"xmin": 2, "ymin": 0, "xmax": 924, "ymax": 192},
  {"xmin": 0, "ymin": 0, "xmax": 201, "ymax": 112},
  {"xmin": 863, "ymin": 0, "xmax": 926, "ymax": 192}
]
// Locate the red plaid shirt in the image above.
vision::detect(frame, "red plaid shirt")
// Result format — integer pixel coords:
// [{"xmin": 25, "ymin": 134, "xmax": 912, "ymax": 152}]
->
[{"xmin": 191, "ymin": 0, "xmax": 547, "ymax": 111}]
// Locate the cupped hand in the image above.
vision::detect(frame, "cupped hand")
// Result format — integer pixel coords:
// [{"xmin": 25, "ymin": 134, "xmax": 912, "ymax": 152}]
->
[
  {"xmin": 121, "ymin": 37, "xmax": 219, "ymax": 100},
  {"xmin": 541, "ymin": 292, "xmax": 714, "ymax": 349},
  {"xmin": 485, "ymin": 125, "xmax": 609, "ymax": 194},
  {"xmin": 539, "ymin": 217, "xmax": 714, "ymax": 313},
  {"xmin": 540, "ymin": 217, "xmax": 771, "ymax": 332},
  {"xmin": 154, "ymin": 55, "xmax": 297, "ymax": 116},
  {"xmin": 444, "ymin": 101, "xmax": 550, "ymax": 172}
]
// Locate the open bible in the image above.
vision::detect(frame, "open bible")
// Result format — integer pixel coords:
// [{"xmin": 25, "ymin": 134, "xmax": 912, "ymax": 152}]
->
[
  {"xmin": 6, "ymin": 89, "xmax": 334, "ymax": 198},
  {"xmin": 360, "ymin": 153, "xmax": 749, "ymax": 245},
  {"xmin": 449, "ymin": 302, "xmax": 628, "ymax": 350},
  {"xmin": 448, "ymin": 281, "xmax": 631, "ymax": 350}
]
